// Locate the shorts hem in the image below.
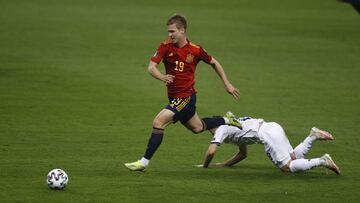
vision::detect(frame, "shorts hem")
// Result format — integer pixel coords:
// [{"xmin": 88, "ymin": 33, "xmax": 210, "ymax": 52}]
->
[{"xmin": 277, "ymin": 157, "xmax": 292, "ymax": 168}]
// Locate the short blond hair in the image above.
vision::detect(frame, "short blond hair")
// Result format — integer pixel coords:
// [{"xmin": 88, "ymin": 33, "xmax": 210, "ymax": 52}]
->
[{"xmin": 167, "ymin": 14, "xmax": 187, "ymax": 30}]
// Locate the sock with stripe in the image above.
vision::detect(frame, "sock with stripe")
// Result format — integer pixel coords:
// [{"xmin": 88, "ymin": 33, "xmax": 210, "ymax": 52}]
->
[{"xmin": 142, "ymin": 128, "xmax": 164, "ymax": 166}]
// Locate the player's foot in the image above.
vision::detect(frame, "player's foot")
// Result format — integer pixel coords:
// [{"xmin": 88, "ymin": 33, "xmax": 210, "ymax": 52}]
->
[
  {"xmin": 124, "ymin": 160, "xmax": 146, "ymax": 172},
  {"xmin": 321, "ymin": 154, "xmax": 340, "ymax": 175},
  {"xmin": 224, "ymin": 112, "xmax": 242, "ymax": 129},
  {"xmin": 310, "ymin": 127, "xmax": 334, "ymax": 140}
]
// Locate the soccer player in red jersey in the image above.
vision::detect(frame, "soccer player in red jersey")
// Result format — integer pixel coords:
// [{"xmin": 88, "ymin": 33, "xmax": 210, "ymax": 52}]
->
[{"xmin": 125, "ymin": 14, "xmax": 240, "ymax": 171}]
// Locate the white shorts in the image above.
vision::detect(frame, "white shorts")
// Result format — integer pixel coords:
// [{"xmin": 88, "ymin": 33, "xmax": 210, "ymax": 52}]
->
[{"xmin": 258, "ymin": 122, "xmax": 293, "ymax": 168}]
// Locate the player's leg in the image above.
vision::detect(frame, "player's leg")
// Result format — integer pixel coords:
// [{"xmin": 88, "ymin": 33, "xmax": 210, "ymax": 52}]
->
[
  {"xmin": 261, "ymin": 123, "xmax": 340, "ymax": 175},
  {"xmin": 184, "ymin": 112, "xmax": 242, "ymax": 133},
  {"xmin": 152, "ymin": 108, "xmax": 175, "ymax": 129},
  {"xmin": 183, "ymin": 113, "xmax": 206, "ymax": 133},
  {"xmin": 282, "ymin": 154, "xmax": 340, "ymax": 175},
  {"xmin": 261, "ymin": 122, "xmax": 294, "ymax": 171},
  {"xmin": 124, "ymin": 109, "xmax": 174, "ymax": 171},
  {"xmin": 293, "ymin": 127, "xmax": 334, "ymax": 159},
  {"xmin": 184, "ymin": 113, "xmax": 229, "ymax": 134},
  {"xmin": 281, "ymin": 158, "xmax": 323, "ymax": 173},
  {"xmin": 143, "ymin": 109, "xmax": 174, "ymax": 160},
  {"xmin": 179, "ymin": 94, "xmax": 240, "ymax": 133},
  {"xmin": 167, "ymin": 94, "xmax": 206, "ymax": 133}
]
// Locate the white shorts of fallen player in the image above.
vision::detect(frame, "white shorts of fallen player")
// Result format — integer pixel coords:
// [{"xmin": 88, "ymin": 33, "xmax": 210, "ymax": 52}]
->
[{"xmin": 259, "ymin": 122, "xmax": 293, "ymax": 168}]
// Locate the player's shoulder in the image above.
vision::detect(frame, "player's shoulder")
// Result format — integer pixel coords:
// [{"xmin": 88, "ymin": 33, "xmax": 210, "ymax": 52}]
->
[
  {"xmin": 188, "ymin": 41, "xmax": 206, "ymax": 55},
  {"xmin": 188, "ymin": 41, "xmax": 201, "ymax": 49},
  {"xmin": 161, "ymin": 37, "xmax": 173, "ymax": 45}
]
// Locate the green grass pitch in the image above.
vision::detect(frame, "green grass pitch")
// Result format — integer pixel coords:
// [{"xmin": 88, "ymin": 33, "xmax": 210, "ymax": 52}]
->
[{"xmin": 1, "ymin": 0, "xmax": 359, "ymax": 202}]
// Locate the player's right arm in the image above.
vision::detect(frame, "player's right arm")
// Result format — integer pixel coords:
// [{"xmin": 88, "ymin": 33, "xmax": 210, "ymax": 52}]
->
[
  {"xmin": 149, "ymin": 42, "xmax": 175, "ymax": 84},
  {"xmin": 201, "ymin": 143, "xmax": 219, "ymax": 168},
  {"xmin": 148, "ymin": 61, "xmax": 174, "ymax": 84},
  {"xmin": 218, "ymin": 144, "xmax": 248, "ymax": 167}
]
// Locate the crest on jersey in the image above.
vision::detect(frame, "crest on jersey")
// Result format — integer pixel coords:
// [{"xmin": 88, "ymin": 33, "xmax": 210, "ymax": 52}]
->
[{"xmin": 186, "ymin": 54, "xmax": 194, "ymax": 63}]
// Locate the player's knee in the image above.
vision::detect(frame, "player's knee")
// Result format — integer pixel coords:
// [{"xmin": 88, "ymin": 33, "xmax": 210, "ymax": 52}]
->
[
  {"xmin": 152, "ymin": 119, "xmax": 165, "ymax": 129},
  {"xmin": 193, "ymin": 120, "xmax": 207, "ymax": 134},
  {"xmin": 280, "ymin": 161, "xmax": 291, "ymax": 173},
  {"xmin": 208, "ymin": 151, "xmax": 216, "ymax": 157},
  {"xmin": 290, "ymin": 153, "xmax": 296, "ymax": 160},
  {"xmin": 190, "ymin": 126, "xmax": 203, "ymax": 134}
]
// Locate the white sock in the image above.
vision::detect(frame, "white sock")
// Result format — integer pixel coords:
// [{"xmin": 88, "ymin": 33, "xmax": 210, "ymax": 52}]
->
[
  {"xmin": 289, "ymin": 158, "xmax": 325, "ymax": 173},
  {"xmin": 293, "ymin": 136, "xmax": 317, "ymax": 159},
  {"xmin": 223, "ymin": 117, "xmax": 230, "ymax": 124},
  {"xmin": 140, "ymin": 157, "xmax": 149, "ymax": 167}
]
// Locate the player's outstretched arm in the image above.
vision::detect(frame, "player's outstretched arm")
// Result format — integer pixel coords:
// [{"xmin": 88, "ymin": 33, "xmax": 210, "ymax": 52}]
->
[
  {"xmin": 148, "ymin": 61, "xmax": 175, "ymax": 84},
  {"xmin": 200, "ymin": 144, "xmax": 218, "ymax": 168},
  {"xmin": 209, "ymin": 57, "xmax": 240, "ymax": 99},
  {"xmin": 220, "ymin": 144, "xmax": 248, "ymax": 167}
]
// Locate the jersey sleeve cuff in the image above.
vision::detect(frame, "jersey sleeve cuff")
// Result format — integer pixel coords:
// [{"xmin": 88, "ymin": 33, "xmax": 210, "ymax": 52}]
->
[{"xmin": 150, "ymin": 58, "xmax": 161, "ymax": 64}]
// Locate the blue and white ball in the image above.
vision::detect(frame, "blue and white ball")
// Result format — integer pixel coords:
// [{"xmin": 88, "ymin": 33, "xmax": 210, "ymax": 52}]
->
[{"xmin": 46, "ymin": 169, "xmax": 69, "ymax": 190}]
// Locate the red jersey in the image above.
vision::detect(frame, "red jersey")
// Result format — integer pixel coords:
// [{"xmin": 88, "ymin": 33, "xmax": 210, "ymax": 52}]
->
[{"xmin": 151, "ymin": 38, "xmax": 212, "ymax": 98}]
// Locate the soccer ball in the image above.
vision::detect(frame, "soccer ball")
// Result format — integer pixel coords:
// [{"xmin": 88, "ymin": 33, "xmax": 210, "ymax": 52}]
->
[{"xmin": 46, "ymin": 168, "xmax": 69, "ymax": 190}]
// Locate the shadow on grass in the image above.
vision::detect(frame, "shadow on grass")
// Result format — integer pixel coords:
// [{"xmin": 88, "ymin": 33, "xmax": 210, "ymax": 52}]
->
[{"xmin": 144, "ymin": 163, "xmax": 342, "ymax": 183}]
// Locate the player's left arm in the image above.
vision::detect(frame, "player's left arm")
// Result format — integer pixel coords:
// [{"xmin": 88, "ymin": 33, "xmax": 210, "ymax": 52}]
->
[
  {"xmin": 218, "ymin": 144, "xmax": 248, "ymax": 167},
  {"xmin": 209, "ymin": 57, "xmax": 240, "ymax": 99}
]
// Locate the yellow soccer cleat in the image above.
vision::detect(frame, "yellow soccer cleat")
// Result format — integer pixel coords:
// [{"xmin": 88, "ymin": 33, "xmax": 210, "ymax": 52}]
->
[
  {"xmin": 225, "ymin": 112, "xmax": 242, "ymax": 129},
  {"xmin": 124, "ymin": 160, "xmax": 146, "ymax": 172}
]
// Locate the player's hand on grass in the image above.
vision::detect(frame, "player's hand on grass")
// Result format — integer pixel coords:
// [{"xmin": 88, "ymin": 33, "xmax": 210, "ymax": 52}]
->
[
  {"xmin": 214, "ymin": 163, "xmax": 226, "ymax": 167},
  {"xmin": 225, "ymin": 83, "xmax": 240, "ymax": 99},
  {"xmin": 194, "ymin": 164, "xmax": 204, "ymax": 168}
]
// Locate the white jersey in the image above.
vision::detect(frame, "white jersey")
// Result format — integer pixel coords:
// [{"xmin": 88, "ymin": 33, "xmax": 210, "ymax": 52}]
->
[
  {"xmin": 211, "ymin": 117, "xmax": 265, "ymax": 145},
  {"xmin": 211, "ymin": 117, "xmax": 294, "ymax": 168}
]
